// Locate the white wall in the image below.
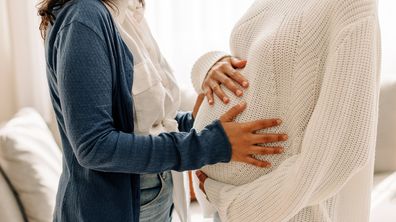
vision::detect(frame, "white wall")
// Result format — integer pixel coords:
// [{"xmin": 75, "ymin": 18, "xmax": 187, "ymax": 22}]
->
[
  {"xmin": 145, "ymin": 0, "xmax": 255, "ymax": 89},
  {"xmin": 379, "ymin": 1, "xmax": 396, "ymax": 76}
]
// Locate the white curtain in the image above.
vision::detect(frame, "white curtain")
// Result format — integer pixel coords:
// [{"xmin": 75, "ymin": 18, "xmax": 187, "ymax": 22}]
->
[
  {"xmin": 0, "ymin": 0, "xmax": 51, "ymax": 123},
  {"xmin": 145, "ymin": 0, "xmax": 255, "ymax": 89},
  {"xmin": 378, "ymin": 0, "xmax": 396, "ymax": 76}
]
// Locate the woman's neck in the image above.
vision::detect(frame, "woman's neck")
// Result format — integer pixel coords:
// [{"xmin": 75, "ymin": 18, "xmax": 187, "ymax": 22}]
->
[
  {"xmin": 108, "ymin": 0, "xmax": 129, "ymax": 23},
  {"xmin": 109, "ymin": 0, "xmax": 143, "ymax": 23}
]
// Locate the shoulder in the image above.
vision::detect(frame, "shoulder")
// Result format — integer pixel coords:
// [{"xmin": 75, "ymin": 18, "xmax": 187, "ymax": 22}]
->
[
  {"xmin": 53, "ymin": 0, "xmax": 115, "ymax": 39},
  {"xmin": 331, "ymin": 0, "xmax": 378, "ymax": 24}
]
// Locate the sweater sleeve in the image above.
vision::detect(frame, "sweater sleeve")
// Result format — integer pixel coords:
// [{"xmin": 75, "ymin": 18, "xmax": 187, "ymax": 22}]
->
[
  {"xmin": 203, "ymin": 17, "xmax": 381, "ymax": 222},
  {"xmin": 191, "ymin": 51, "xmax": 230, "ymax": 93},
  {"xmin": 56, "ymin": 22, "xmax": 231, "ymax": 174}
]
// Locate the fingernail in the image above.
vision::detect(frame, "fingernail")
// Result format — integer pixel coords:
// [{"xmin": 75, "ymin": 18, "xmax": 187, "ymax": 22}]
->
[
  {"xmin": 239, "ymin": 101, "xmax": 247, "ymax": 107},
  {"xmin": 276, "ymin": 119, "xmax": 282, "ymax": 124},
  {"xmin": 282, "ymin": 135, "xmax": 288, "ymax": 140},
  {"xmin": 242, "ymin": 81, "xmax": 249, "ymax": 88},
  {"xmin": 223, "ymin": 97, "xmax": 229, "ymax": 103},
  {"xmin": 266, "ymin": 163, "xmax": 272, "ymax": 168},
  {"xmin": 236, "ymin": 90, "xmax": 243, "ymax": 97}
]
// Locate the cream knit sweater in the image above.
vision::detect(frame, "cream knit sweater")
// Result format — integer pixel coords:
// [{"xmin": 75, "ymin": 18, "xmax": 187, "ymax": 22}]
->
[{"xmin": 191, "ymin": 0, "xmax": 381, "ymax": 221}]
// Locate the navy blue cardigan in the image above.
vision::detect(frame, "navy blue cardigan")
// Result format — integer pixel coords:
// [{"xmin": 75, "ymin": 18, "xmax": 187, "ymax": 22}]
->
[{"xmin": 44, "ymin": 0, "xmax": 231, "ymax": 221}]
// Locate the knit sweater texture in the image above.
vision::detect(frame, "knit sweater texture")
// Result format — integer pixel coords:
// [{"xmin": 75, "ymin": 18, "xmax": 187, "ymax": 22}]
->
[{"xmin": 192, "ymin": 0, "xmax": 381, "ymax": 221}]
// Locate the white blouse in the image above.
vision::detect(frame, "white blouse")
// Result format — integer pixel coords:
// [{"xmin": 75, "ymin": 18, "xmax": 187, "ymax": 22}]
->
[
  {"xmin": 108, "ymin": 1, "xmax": 190, "ymax": 222},
  {"xmin": 111, "ymin": 0, "xmax": 181, "ymax": 136}
]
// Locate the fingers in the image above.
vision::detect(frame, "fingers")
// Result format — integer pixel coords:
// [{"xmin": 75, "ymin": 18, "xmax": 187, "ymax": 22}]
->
[
  {"xmin": 195, "ymin": 170, "xmax": 208, "ymax": 183},
  {"xmin": 249, "ymin": 146, "xmax": 284, "ymax": 155},
  {"xmin": 212, "ymin": 70, "xmax": 243, "ymax": 97},
  {"xmin": 209, "ymin": 80, "xmax": 230, "ymax": 104},
  {"xmin": 230, "ymin": 57, "xmax": 247, "ymax": 69},
  {"xmin": 244, "ymin": 156, "xmax": 271, "ymax": 168},
  {"xmin": 220, "ymin": 101, "xmax": 247, "ymax": 122},
  {"xmin": 202, "ymin": 56, "xmax": 249, "ymax": 104},
  {"xmin": 251, "ymin": 133, "xmax": 288, "ymax": 144},
  {"xmin": 203, "ymin": 86, "xmax": 214, "ymax": 105},
  {"xmin": 243, "ymin": 119, "xmax": 282, "ymax": 132},
  {"xmin": 222, "ymin": 61, "xmax": 249, "ymax": 89},
  {"xmin": 195, "ymin": 171, "xmax": 208, "ymax": 194}
]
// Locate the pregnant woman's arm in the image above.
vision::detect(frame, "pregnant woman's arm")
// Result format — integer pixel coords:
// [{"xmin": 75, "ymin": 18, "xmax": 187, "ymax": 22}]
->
[{"xmin": 198, "ymin": 16, "xmax": 381, "ymax": 221}]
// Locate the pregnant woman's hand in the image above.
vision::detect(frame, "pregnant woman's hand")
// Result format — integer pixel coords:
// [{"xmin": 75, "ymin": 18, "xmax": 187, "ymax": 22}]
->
[
  {"xmin": 220, "ymin": 101, "xmax": 287, "ymax": 168},
  {"xmin": 203, "ymin": 57, "xmax": 249, "ymax": 105}
]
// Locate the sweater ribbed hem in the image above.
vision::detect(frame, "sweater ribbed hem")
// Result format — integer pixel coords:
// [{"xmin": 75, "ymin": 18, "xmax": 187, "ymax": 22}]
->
[{"xmin": 205, "ymin": 178, "xmax": 224, "ymax": 207}]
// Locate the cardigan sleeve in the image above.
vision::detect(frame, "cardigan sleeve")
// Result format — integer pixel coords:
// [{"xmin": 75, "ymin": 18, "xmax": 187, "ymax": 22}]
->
[
  {"xmin": 191, "ymin": 51, "xmax": 230, "ymax": 93},
  {"xmin": 175, "ymin": 112, "xmax": 195, "ymax": 132},
  {"xmin": 202, "ymin": 17, "xmax": 381, "ymax": 222},
  {"xmin": 56, "ymin": 22, "xmax": 231, "ymax": 174}
]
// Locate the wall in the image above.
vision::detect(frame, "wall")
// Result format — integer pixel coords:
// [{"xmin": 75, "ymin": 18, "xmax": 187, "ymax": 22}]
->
[
  {"xmin": 0, "ymin": 0, "xmax": 50, "ymax": 123},
  {"xmin": 0, "ymin": 0, "xmax": 16, "ymax": 123},
  {"xmin": 379, "ymin": 1, "xmax": 396, "ymax": 76}
]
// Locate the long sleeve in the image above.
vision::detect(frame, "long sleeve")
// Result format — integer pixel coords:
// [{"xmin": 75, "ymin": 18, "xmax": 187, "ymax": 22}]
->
[
  {"xmin": 55, "ymin": 22, "xmax": 231, "ymax": 174},
  {"xmin": 191, "ymin": 51, "xmax": 230, "ymax": 93},
  {"xmin": 203, "ymin": 16, "xmax": 381, "ymax": 222}
]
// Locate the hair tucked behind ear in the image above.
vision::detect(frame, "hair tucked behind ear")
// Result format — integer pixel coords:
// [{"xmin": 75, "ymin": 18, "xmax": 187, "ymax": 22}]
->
[{"xmin": 38, "ymin": 0, "xmax": 145, "ymax": 39}]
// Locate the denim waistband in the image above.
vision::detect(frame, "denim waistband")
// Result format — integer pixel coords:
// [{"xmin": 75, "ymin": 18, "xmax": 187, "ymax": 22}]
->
[{"xmin": 140, "ymin": 171, "xmax": 171, "ymax": 190}]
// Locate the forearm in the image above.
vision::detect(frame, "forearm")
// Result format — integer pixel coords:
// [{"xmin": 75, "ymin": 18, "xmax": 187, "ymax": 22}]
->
[{"xmin": 73, "ymin": 120, "xmax": 232, "ymax": 174}]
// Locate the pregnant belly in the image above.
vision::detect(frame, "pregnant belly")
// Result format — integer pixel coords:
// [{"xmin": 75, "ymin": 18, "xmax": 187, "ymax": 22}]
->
[{"xmin": 193, "ymin": 86, "xmax": 291, "ymax": 186}]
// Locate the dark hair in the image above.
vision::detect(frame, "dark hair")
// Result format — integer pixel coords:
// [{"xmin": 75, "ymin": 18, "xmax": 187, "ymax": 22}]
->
[{"xmin": 38, "ymin": 0, "xmax": 145, "ymax": 38}]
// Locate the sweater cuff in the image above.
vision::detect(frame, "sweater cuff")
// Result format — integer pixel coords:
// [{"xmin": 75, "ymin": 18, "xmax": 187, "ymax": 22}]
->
[{"xmin": 191, "ymin": 51, "xmax": 230, "ymax": 93}]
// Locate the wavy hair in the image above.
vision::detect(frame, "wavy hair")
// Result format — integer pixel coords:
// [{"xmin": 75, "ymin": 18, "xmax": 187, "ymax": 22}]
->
[{"xmin": 38, "ymin": 0, "xmax": 144, "ymax": 38}]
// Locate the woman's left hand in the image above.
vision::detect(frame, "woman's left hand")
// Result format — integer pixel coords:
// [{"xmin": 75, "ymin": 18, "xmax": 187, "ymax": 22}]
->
[
  {"xmin": 203, "ymin": 57, "xmax": 249, "ymax": 105},
  {"xmin": 196, "ymin": 170, "xmax": 209, "ymax": 195}
]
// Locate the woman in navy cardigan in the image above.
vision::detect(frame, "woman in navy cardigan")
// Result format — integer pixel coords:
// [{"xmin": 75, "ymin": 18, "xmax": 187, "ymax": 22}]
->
[{"xmin": 38, "ymin": 0, "xmax": 286, "ymax": 221}]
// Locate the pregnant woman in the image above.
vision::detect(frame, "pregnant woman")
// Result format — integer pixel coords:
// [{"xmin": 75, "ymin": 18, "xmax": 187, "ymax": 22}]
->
[
  {"xmin": 38, "ymin": 0, "xmax": 288, "ymax": 221},
  {"xmin": 193, "ymin": 0, "xmax": 381, "ymax": 221}
]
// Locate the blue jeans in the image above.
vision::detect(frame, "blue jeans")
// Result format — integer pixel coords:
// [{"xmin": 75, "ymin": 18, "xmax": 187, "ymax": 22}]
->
[{"xmin": 140, "ymin": 172, "xmax": 174, "ymax": 222}]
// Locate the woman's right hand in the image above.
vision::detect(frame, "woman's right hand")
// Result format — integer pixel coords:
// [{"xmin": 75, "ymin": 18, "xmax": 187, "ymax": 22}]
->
[
  {"xmin": 220, "ymin": 101, "xmax": 287, "ymax": 168},
  {"xmin": 203, "ymin": 56, "xmax": 248, "ymax": 105}
]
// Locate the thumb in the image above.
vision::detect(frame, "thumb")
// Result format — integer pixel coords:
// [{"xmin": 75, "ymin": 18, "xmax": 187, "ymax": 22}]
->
[
  {"xmin": 220, "ymin": 101, "xmax": 247, "ymax": 122},
  {"xmin": 231, "ymin": 57, "xmax": 247, "ymax": 69}
]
